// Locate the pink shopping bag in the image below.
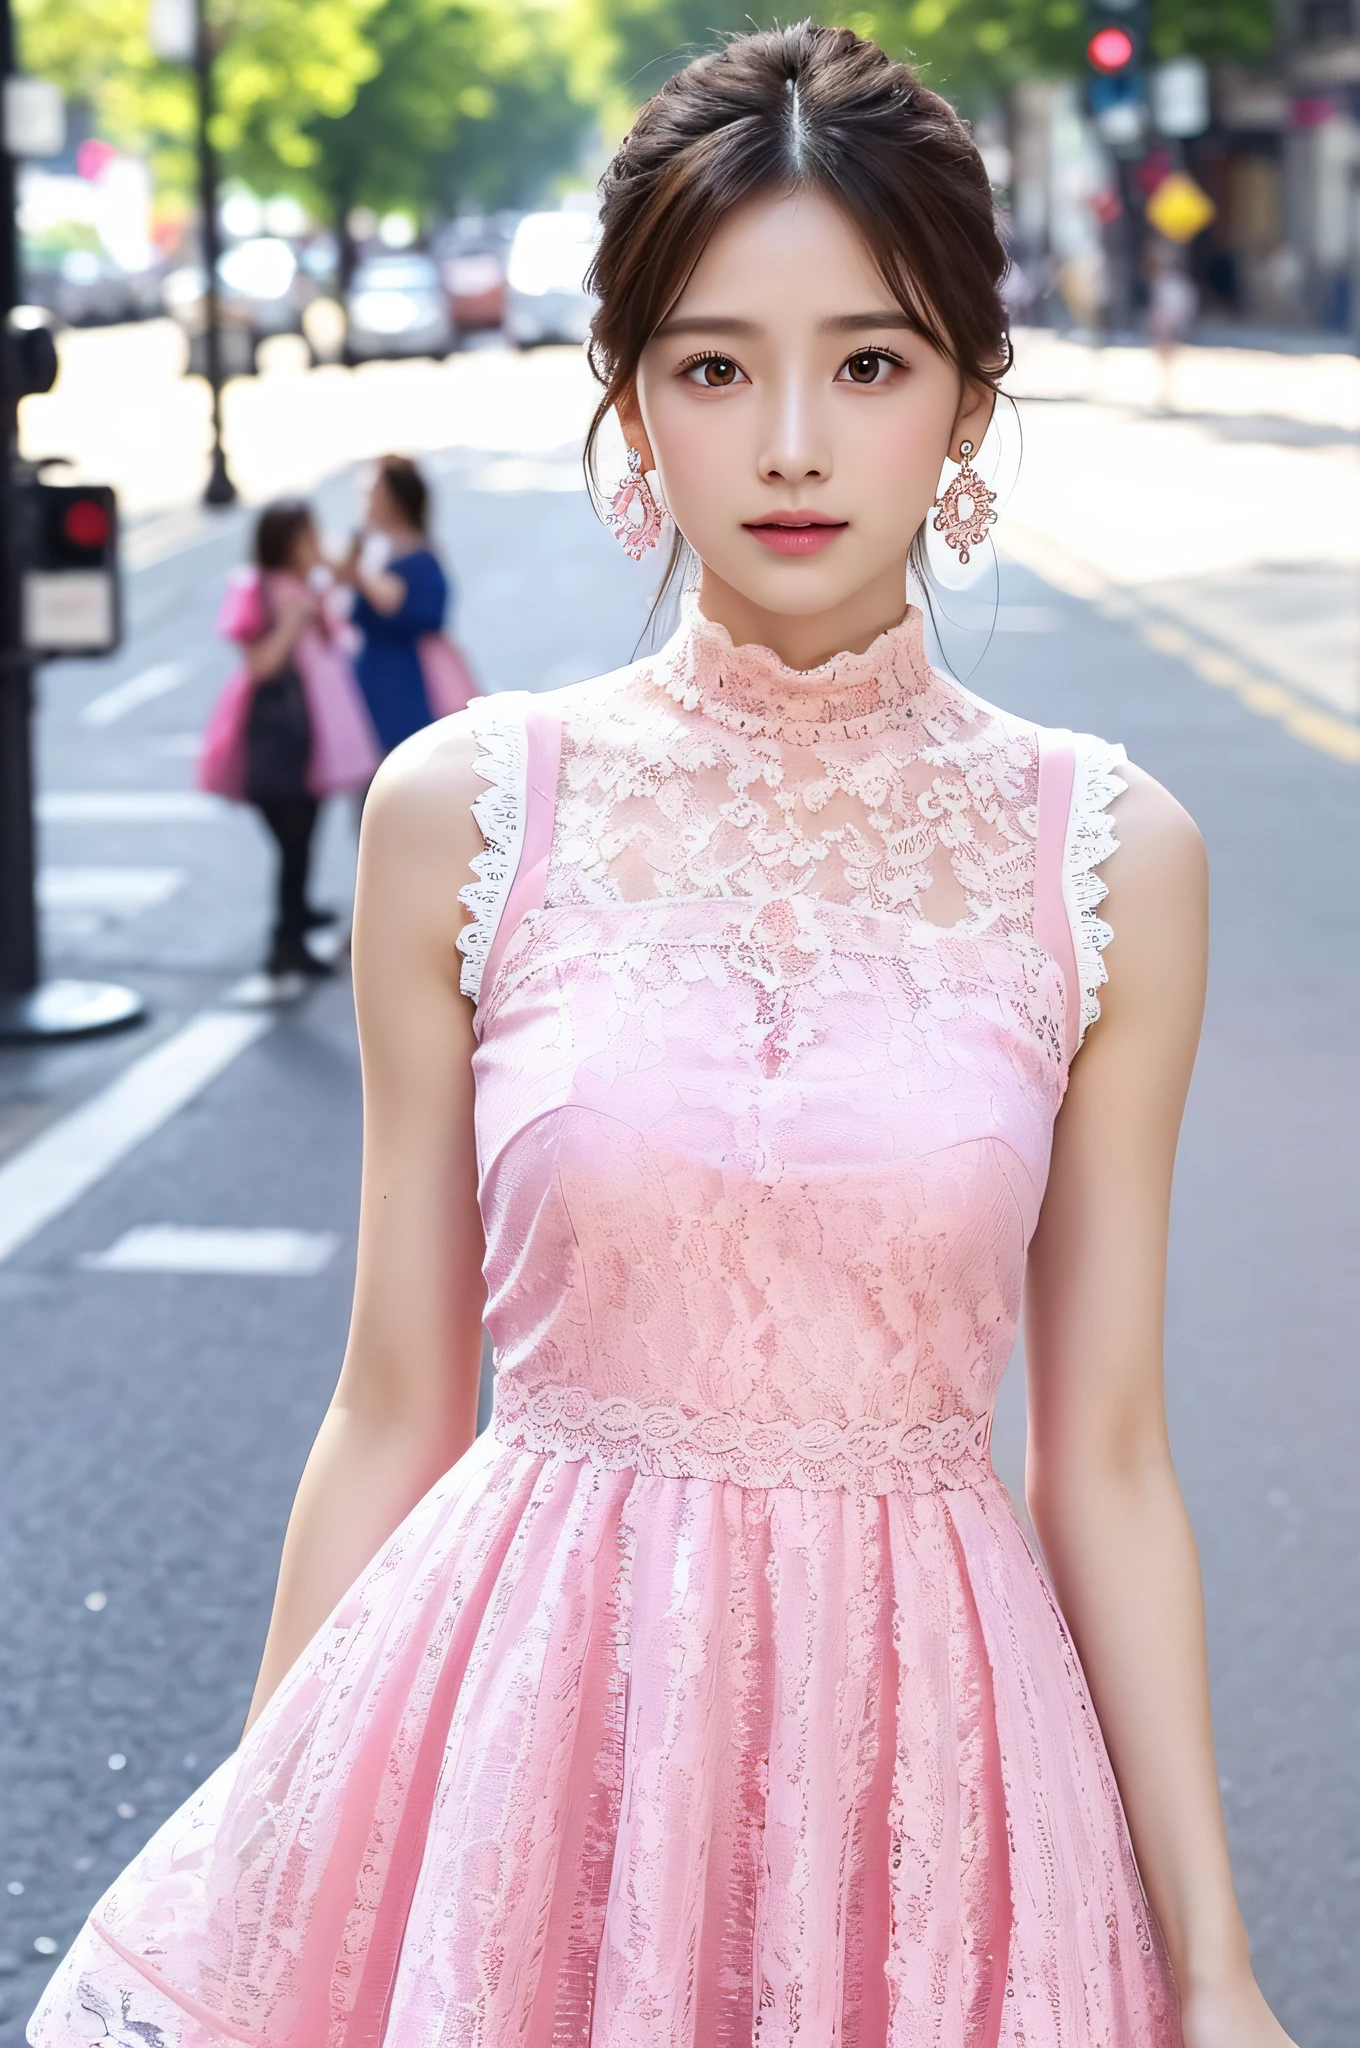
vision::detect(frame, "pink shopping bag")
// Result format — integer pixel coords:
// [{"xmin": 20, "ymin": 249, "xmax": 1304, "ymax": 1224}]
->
[
  {"xmin": 418, "ymin": 634, "xmax": 479, "ymax": 719},
  {"xmin": 196, "ymin": 665, "xmax": 253, "ymax": 800}
]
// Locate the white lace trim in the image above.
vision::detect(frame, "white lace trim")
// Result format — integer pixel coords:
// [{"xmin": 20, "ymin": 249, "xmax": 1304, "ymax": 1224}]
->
[
  {"xmin": 491, "ymin": 1377, "xmax": 993, "ymax": 1495},
  {"xmin": 457, "ymin": 694, "xmax": 528, "ymax": 1005},
  {"xmin": 1061, "ymin": 735, "xmax": 1128, "ymax": 1047}
]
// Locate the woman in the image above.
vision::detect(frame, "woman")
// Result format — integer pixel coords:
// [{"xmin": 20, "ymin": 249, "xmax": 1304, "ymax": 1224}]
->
[
  {"xmin": 36, "ymin": 26, "xmax": 1297, "ymax": 2047},
  {"xmin": 343, "ymin": 454, "xmax": 450, "ymax": 753},
  {"xmin": 207, "ymin": 499, "xmax": 378, "ymax": 980}
]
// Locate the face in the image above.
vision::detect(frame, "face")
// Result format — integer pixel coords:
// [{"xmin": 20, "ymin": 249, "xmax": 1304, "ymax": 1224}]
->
[
  {"xmin": 625, "ymin": 187, "xmax": 993, "ymax": 661},
  {"xmin": 288, "ymin": 520, "xmax": 321, "ymax": 578},
  {"xmin": 365, "ymin": 472, "xmax": 399, "ymax": 533}
]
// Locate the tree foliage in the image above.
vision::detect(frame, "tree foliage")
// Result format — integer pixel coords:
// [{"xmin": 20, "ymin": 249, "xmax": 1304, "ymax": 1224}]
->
[
  {"xmin": 14, "ymin": 0, "xmax": 383, "ymax": 191},
  {"xmin": 17, "ymin": 0, "xmax": 1278, "ymax": 230},
  {"xmin": 590, "ymin": 0, "xmax": 1276, "ymax": 117}
]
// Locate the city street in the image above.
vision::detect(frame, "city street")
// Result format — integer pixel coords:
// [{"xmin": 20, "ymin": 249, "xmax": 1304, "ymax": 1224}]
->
[{"xmin": 0, "ymin": 337, "xmax": 1356, "ymax": 2045}]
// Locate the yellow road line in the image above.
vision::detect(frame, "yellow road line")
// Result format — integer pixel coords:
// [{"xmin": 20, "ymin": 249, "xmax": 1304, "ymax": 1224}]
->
[{"xmin": 999, "ymin": 525, "xmax": 1360, "ymax": 766}]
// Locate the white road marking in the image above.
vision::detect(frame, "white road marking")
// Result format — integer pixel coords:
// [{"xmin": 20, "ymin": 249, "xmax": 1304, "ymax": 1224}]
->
[
  {"xmin": 38, "ymin": 867, "xmax": 186, "ymax": 915},
  {"xmin": 39, "ymin": 791, "xmax": 224, "ymax": 824},
  {"xmin": 225, "ymin": 970, "xmax": 308, "ymax": 1008},
  {"xmin": 81, "ymin": 662, "xmax": 190, "ymax": 728},
  {"xmin": 0, "ymin": 1011, "xmax": 271, "ymax": 1266},
  {"xmin": 82, "ymin": 1225, "xmax": 338, "ymax": 1276}
]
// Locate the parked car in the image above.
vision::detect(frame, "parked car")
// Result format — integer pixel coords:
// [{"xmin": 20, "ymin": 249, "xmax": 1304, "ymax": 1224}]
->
[
  {"xmin": 504, "ymin": 210, "xmax": 599, "ymax": 347},
  {"xmin": 23, "ymin": 248, "xmax": 140, "ymax": 327},
  {"xmin": 344, "ymin": 252, "xmax": 455, "ymax": 362},
  {"xmin": 444, "ymin": 248, "xmax": 505, "ymax": 333},
  {"xmin": 431, "ymin": 218, "xmax": 509, "ymax": 335},
  {"xmin": 164, "ymin": 235, "xmax": 315, "ymax": 375}
]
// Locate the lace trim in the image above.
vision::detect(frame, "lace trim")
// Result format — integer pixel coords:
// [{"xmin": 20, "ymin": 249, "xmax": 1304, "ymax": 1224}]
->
[
  {"xmin": 457, "ymin": 695, "xmax": 528, "ymax": 1004},
  {"xmin": 653, "ymin": 592, "xmax": 934, "ymax": 745},
  {"xmin": 492, "ymin": 1378, "xmax": 993, "ymax": 1495},
  {"xmin": 1062, "ymin": 736, "xmax": 1128, "ymax": 1047}
]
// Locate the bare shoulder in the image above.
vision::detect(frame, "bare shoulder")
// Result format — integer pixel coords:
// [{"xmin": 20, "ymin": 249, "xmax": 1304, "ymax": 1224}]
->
[
  {"xmin": 355, "ymin": 714, "xmax": 485, "ymax": 959},
  {"xmin": 1094, "ymin": 758, "xmax": 1207, "ymax": 1034},
  {"xmin": 363, "ymin": 710, "xmax": 485, "ymax": 860},
  {"xmin": 1097, "ymin": 757, "xmax": 1204, "ymax": 917}
]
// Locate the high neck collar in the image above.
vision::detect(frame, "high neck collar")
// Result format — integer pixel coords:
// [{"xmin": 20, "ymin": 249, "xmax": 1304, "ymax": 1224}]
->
[{"xmin": 655, "ymin": 594, "xmax": 935, "ymax": 745}]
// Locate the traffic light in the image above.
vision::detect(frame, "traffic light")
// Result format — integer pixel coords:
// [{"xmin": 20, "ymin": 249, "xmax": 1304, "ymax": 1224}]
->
[
  {"xmin": 17, "ymin": 480, "xmax": 122, "ymax": 658},
  {"xmin": 1086, "ymin": 0, "xmax": 1148, "ymax": 141}
]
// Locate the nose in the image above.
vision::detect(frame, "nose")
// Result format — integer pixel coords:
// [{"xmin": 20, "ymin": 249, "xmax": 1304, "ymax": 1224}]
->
[{"xmin": 758, "ymin": 370, "xmax": 830, "ymax": 488}]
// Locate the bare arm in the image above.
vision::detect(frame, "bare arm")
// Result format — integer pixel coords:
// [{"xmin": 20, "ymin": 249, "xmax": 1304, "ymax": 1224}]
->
[
  {"xmin": 243, "ymin": 721, "xmax": 486, "ymax": 1734},
  {"xmin": 1025, "ymin": 765, "xmax": 1294, "ymax": 2048},
  {"xmin": 337, "ymin": 535, "xmax": 409, "ymax": 616},
  {"xmin": 243, "ymin": 588, "xmax": 318, "ymax": 680}
]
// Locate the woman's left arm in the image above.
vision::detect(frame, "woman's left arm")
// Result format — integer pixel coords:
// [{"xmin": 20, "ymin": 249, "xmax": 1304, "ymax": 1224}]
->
[{"xmin": 1025, "ymin": 764, "xmax": 1296, "ymax": 2048}]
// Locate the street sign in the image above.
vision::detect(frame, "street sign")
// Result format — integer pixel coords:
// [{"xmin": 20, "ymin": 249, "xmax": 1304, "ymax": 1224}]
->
[
  {"xmin": 1, "ymin": 75, "xmax": 64, "ymax": 158},
  {"xmin": 18, "ymin": 482, "xmax": 121, "ymax": 656},
  {"xmin": 1145, "ymin": 171, "xmax": 1217, "ymax": 244},
  {"xmin": 1152, "ymin": 58, "xmax": 1210, "ymax": 139},
  {"xmin": 150, "ymin": 0, "xmax": 196, "ymax": 63}
]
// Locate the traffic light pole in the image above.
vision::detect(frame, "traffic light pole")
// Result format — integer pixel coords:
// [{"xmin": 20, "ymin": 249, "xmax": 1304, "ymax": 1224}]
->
[
  {"xmin": 0, "ymin": 0, "xmax": 143, "ymax": 1039},
  {"xmin": 195, "ymin": 0, "xmax": 235, "ymax": 507}
]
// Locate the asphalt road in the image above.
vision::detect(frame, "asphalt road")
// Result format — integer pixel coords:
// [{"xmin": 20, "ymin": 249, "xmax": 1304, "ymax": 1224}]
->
[{"xmin": 0, "ymin": 412, "xmax": 1356, "ymax": 2045}]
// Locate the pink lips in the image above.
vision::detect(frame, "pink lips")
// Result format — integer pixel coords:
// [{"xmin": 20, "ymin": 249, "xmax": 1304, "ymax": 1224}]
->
[{"xmin": 744, "ymin": 515, "xmax": 847, "ymax": 557}]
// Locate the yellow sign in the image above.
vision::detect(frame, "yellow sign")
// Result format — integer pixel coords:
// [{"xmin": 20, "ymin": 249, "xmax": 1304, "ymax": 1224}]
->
[{"xmin": 1145, "ymin": 171, "xmax": 1217, "ymax": 244}]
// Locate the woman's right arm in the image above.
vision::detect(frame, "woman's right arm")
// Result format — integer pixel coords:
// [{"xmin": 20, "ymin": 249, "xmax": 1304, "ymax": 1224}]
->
[
  {"xmin": 243, "ymin": 588, "xmax": 318, "ymax": 681},
  {"xmin": 242, "ymin": 720, "xmax": 488, "ymax": 1736}
]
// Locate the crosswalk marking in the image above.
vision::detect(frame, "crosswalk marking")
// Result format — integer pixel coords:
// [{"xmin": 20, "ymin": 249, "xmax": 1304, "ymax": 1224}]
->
[
  {"xmin": 81, "ymin": 662, "xmax": 190, "ymax": 728},
  {"xmin": 81, "ymin": 1225, "xmax": 339, "ymax": 1276},
  {"xmin": 0, "ymin": 1011, "xmax": 271, "ymax": 1266}
]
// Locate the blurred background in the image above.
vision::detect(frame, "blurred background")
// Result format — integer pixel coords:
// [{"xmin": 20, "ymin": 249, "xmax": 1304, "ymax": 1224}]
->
[{"xmin": 0, "ymin": 1, "xmax": 1356, "ymax": 2044}]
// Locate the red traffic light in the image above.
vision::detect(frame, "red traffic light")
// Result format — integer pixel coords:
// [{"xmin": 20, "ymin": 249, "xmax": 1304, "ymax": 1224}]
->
[
  {"xmin": 1087, "ymin": 25, "xmax": 1136, "ymax": 71},
  {"xmin": 63, "ymin": 499, "xmax": 111, "ymax": 550}
]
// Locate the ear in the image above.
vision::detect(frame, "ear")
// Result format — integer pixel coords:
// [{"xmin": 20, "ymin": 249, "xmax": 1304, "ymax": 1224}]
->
[
  {"xmin": 614, "ymin": 384, "xmax": 656, "ymax": 472},
  {"xmin": 949, "ymin": 380, "xmax": 996, "ymax": 464}
]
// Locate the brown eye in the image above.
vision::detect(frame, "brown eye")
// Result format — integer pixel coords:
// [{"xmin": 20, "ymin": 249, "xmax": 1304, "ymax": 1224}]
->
[
  {"xmin": 845, "ymin": 350, "xmax": 886, "ymax": 384},
  {"xmin": 702, "ymin": 356, "xmax": 738, "ymax": 387}
]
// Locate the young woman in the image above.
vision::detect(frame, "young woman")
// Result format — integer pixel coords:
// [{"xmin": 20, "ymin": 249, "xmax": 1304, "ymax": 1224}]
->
[
  {"xmin": 341, "ymin": 454, "xmax": 452, "ymax": 753},
  {"xmin": 36, "ymin": 26, "xmax": 1297, "ymax": 2048},
  {"xmin": 205, "ymin": 500, "xmax": 378, "ymax": 979}
]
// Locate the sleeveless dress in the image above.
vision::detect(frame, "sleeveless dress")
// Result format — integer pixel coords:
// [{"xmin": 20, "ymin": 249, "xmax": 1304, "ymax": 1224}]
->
[{"xmin": 31, "ymin": 600, "xmax": 1182, "ymax": 2048}]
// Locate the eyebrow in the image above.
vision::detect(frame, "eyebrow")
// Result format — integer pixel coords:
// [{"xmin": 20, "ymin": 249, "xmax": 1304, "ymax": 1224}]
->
[{"xmin": 653, "ymin": 310, "xmax": 922, "ymax": 339}]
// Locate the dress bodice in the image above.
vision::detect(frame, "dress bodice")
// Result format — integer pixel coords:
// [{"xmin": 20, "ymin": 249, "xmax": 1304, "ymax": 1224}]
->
[{"xmin": 459, "ymin": 601, "xmax": 1126, "ymax": 1496}]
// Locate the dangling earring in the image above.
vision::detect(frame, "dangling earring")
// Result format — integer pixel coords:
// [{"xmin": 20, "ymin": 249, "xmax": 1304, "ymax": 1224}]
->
[
  {"xmin": 932, "ymin": 440, "xmax": 997, "ymax": 566},
  {"xmin": 606, "ymin": 447, "xmax": 664, "ymax": 560}
]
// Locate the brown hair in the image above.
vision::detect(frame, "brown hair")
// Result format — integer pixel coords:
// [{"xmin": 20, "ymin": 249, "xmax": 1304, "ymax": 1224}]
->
[
  {"xmin": 585, "ymin": 20, "xmax": 1010, "ymax": 591},
  {"xmin": 375, "ymin": 454, "xmax": 430, "ymax": 535},
  {"xmin": 253, "ymin": 498, "xmax": 315, "ymax": 573}
]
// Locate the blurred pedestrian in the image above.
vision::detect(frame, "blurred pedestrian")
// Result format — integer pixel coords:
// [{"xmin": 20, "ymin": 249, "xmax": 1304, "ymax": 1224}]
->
[
  {"xmin": 340, "ymin": 454, "xmax": 475, "ymax": 753},
  {"xmin": 1147, "ymin": 241, "xmax": 1197, "ymax": 411},
  {"xmin": 198, "ymin": 498, "xmax": 379, "ymax": 979}
]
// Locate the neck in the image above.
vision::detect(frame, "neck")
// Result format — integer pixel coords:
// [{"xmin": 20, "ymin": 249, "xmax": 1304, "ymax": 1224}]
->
[
  {"xmin": 696, "ymin": 560, "xmax": 910, "ymax": 670},
  {"xmin": 381, "ymin": 524, "xmax": 425, "ymax": 554}
]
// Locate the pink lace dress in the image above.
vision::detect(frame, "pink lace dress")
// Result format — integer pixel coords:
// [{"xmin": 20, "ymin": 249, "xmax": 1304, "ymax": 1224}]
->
[{"xmin": 32, "ymin": 601, "xmax": 1182, "ymax": 2047}]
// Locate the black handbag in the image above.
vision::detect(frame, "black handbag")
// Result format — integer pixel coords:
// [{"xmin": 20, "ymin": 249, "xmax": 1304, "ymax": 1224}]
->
[{"xmin": 244, "ymin": 660, "xmax": 312, "ymax": 804}]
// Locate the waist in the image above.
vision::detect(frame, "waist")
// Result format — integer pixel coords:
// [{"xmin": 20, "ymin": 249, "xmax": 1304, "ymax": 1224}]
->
[{"xmin": 489, "ymin": 1376, "xmax": 994, "ymax": 1496}]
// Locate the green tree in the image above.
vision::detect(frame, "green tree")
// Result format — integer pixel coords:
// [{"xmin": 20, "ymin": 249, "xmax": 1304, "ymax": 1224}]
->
[
  {"xmin": 821, "ymin": 0, "xmax": 1273, "ymax": 110},
  {"xmin": 587, "ymin": 0, "xmax": 1276, "ymax": 119},
  {"xmin": 15, "ymin": 0, "xmax": 383, "ymax": 198},
  {"xmin": 301, "ymin": 0, "xmax": 601, "ymax": 267}
]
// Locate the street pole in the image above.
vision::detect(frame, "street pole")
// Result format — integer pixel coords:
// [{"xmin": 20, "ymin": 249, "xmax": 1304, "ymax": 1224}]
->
[
  {"xmin": 195, "ymin": 0, "xmax": 234, "ymax": 506},
  {"xmin": 0, "ymin": 0, "xmax": 37, "ymax": 1003},
  {"xmin": 0, "ymin": 0, "xmax": 143, "ymax": 1039}
]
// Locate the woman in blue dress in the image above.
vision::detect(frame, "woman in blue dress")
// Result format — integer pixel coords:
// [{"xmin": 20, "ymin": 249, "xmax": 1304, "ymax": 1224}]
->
[{"xmin": 342, "ymin": 455, "xmax": 450, "ymax": 753}]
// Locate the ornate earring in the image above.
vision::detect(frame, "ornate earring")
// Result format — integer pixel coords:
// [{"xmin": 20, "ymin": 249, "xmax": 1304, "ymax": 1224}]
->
[
  {"xmin": 932, "ymin": 441, "xmax": 997, "ymax": 566},
  {"xmin": 606, "ymin": 448, "xmax": 665, "ymax": 560}
]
